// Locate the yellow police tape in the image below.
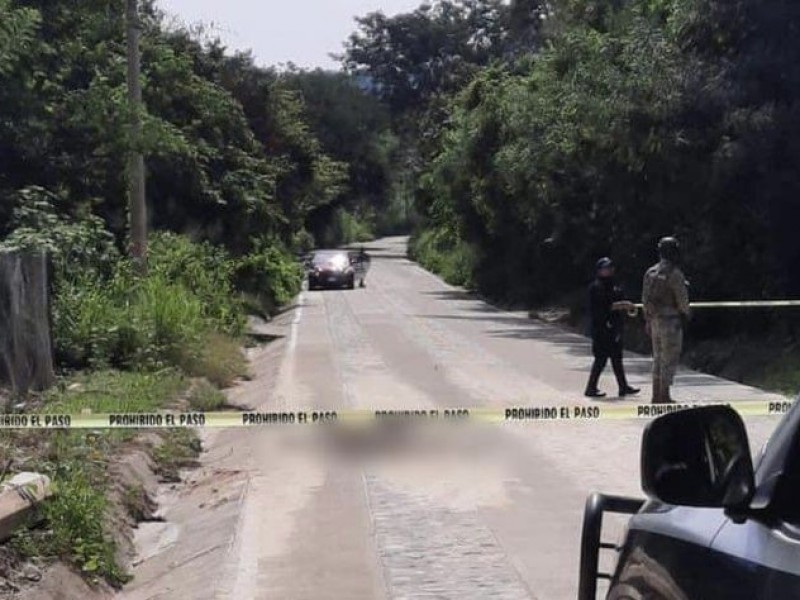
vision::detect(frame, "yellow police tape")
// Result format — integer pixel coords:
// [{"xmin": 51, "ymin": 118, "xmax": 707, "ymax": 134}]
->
[
  {"xmin": 628, "ymin": 300, "xmax": 800, "ymax": 317},
  {"xmin": 0, "ymin": 399, "xmax": 793, "ymax": 430}
]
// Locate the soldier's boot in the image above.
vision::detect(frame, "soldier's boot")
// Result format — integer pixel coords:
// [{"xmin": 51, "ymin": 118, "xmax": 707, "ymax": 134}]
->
[
  {"xmin": 653, "ymin": 382, "xmax": 675, "ymax": 404},
  {"xmin": 650, "ymin": 378, "xmax": 662, "ymax": 404},
  {"xmin": 652, "ymin": 379, "xmax": 675, "ymax": 404},
  {"xmin": 662, "ymin": 383, "xmax": 675, "ymax": 404}
]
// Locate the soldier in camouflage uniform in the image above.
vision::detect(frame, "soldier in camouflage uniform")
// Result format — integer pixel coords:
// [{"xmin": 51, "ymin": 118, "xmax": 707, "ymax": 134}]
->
[{"xmin": 642, "ymin": 237, "xmax": 690, "ymax": 404}]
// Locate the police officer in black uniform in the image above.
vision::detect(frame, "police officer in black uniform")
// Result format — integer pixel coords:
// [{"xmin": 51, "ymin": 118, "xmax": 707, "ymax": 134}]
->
[{"xmin": 584, "ymin": 257, "xmax": 640, "ymax": 398}]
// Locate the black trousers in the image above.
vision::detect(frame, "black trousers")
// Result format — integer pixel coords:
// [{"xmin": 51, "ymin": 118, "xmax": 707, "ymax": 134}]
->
[{"xmin": 586, "ymin": 335, "xmax": 628, "ymax": 393}]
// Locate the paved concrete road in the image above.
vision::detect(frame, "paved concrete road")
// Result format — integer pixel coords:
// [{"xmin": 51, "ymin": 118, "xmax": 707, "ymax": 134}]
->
[{"xmin": 125, "ymin": 237, "xmax": 787, "ymax": 600}]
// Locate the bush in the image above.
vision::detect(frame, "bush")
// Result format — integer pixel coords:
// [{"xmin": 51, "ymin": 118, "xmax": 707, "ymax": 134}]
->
[
  {"xmin": 291, "ymin": 228, "xmax": 316, "ymax": 254},
  {"xmin": 130, "ymin": 273, "xmax": 209, "ymax": 368},
  {"xmin": 409, "ymin": 227, "xmax": 477, "ymax": 289},
  {"xmin": 148, "ymin": 232, "xmax": 246, "ymax": 336},
  {"xmin": 188, "ymin": 378, "xmax": 228, "ymax": 411},
  {"xmin": 53, "ymin": 265, "xmax": 209, "ymax": 370},
  {"xmin": 40, "ymin": 465, "xmax": 125, "ymax": 584},
  {"xmin": 53, "ymin": 234, "xmax": 247, "ymax": 371},
  {"xmin": 321, "ymin": 207, "xmax": 374, "ymax": 247},
  {"xmin": 179, "ymin": 332, "xmax": 247, "ymax": 388},
  {"xmin": 235, "ymin": 241, "xmax": 303, "ymax": 315},
  {"xmin": 52, "ymin": 271, "xmax": 125, "ymax": 368},
  {"xmin": 0, "ymin": 187, "xmax": 120, "ymax": 280}
]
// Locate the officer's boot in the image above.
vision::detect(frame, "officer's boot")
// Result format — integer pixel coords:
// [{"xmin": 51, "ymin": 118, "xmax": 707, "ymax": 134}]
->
[
  {"xmin": 611, "ymin": 355, "xmax": 639, "ymax": 397},
  {"xmin": 585, "ymin": 358, "xmax": 606, "ymax": 398},
  {"xmin": 651, "ymin": 378, "xmax": 663, "ymax": 404}
]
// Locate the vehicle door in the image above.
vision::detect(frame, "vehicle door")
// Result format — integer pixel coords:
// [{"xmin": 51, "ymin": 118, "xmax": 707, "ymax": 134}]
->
[
  {"xmin": 709, "ymin": 428, "xmax": 800, "ymax": 599},
  {"xmin": 609, "ymin": 506, "xmax": 727, "ymax": 600}
]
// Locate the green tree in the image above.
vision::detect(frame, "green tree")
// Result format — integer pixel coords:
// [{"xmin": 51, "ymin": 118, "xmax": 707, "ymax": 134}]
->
[
  {"xmin": 279, "ymin": 68, "xmax": 396, "ymax": 240},
  {"xmin": 343, "ymin": 0, "xmax": 514, "ymax": 114},
  {"xmin": 412, "ymin": 0, "xmax": 800, "ymax": 306}
]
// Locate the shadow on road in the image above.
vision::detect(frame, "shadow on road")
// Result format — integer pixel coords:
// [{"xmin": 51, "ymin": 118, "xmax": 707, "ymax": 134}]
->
[
  {"xmin": 367, "ymin": 253, "xmax": 411, "ymax": 261},
  {"xmin": 419, "ymin": 278, "xmax": 741, "ymax": 390},
  {"xmin": 487, "ymin": 327, "xmax": 585, "ymax": 345},
  {"xmin": 422, "ymin": 290, "xmax": 480, "ymax": 302},
  {"xmin": 246, "ymin": 332, "xmax": 285, "ymax": 344},
  {"xmin": 415, "ymin": 314, "xmax": 532, "ymax": 327}
]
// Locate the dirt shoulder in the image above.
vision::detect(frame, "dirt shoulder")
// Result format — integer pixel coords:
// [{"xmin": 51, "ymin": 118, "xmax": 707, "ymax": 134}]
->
[
  {"xmin": 0, "ymin": 309, "xmax": 293, "ymax": 600},
  {"xmin": 0, "ymin": 431, "xmax": 187, "ymax": 600},
  {"xmin": 116, "ymin": 312, "xmax": 293, "ymax": 600}
]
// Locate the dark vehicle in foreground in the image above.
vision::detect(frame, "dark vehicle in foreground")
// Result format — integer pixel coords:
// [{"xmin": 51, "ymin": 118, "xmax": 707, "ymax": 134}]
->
[
  {"xmin": 580, "ymin": 397, "xmax": 800, "ymax": 600},
  {"xmin": 305, "ymin": 249, "xmax": 370, "ymax": 290}
]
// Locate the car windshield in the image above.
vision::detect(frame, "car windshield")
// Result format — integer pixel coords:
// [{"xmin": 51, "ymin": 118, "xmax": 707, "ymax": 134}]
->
[{"xmin": 312, "ymin": 252, "xmax": 348, "ymax": 268}]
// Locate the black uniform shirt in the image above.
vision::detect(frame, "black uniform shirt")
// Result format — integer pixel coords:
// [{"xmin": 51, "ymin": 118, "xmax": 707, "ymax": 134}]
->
[{"xmin": 588, "ymin": 278, "xmax": 625, "ymax": 341}]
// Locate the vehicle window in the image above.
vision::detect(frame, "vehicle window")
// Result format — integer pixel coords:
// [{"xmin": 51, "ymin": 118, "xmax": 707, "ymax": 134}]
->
[
  {"xmin": 312, "ymin": 253, "xmax": 346, "ymax": 266},
  {"xmin": 706, "ymin": 416, "xmax": 745, "ymax": 488}
]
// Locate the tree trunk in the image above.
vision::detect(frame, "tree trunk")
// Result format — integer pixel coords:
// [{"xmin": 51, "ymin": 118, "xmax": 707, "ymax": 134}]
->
[{"xmin": 0, "ymin": 252, "xmax": 55, "ymax": 405}]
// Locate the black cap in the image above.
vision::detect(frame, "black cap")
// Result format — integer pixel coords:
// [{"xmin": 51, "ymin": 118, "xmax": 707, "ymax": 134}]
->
[{"xmin": 596, "ymin": 257, "xmax": 614, "ymax": 271}]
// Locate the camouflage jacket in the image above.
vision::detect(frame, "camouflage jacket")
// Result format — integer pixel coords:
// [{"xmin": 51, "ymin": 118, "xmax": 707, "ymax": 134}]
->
[{"xmin": 642, "ymin": 260, "xmax": 690, "ymax": 319}]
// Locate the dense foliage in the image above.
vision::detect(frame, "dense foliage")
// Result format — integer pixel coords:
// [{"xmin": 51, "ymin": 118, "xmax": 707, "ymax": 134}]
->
[
  {"xmin": 0, "ymin": 0, "xmax": 396, "ymax": 286},
  {"xmin": 347, "ymin": 0, "xmax": 800, "ymax": 311},
  {"xmin": 0, "ymin": 0, "xmax": 410, "ymax": 388}
]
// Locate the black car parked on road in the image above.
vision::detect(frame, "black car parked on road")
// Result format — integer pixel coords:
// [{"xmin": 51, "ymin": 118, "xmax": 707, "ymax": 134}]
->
[
  {"xmin": 305, "ymin": 249, "xmax": 370, "ymax": 290},
  {"xmin": 580, "ymin": 396, "xmax": 800, "ymax": 600}
]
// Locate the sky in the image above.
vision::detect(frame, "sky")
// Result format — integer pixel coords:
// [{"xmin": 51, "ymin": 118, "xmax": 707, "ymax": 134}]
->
[{"xmin": 157, "ymin": 0, "xmax": 422, "ymax": 70}]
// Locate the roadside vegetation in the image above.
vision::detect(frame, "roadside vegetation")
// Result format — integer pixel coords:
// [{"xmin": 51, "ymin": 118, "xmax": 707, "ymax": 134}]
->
[
  {"xmin": 344, "ymin": 0, "xmax": 800, "ymax": 390},
  {"xmin": 408, "ymin": 229, "xmax": 477, "ymax": 290},
  {"xmin": 2, "ymin": 369, "xmax": 189, "ymax": 586},
  {"xmin": 0, "ymin": 0, "xmax": 409, "ymax": 589},
  {"xmin": 346, "ymin": 0, "xmax": 800, "ymax": 305}
]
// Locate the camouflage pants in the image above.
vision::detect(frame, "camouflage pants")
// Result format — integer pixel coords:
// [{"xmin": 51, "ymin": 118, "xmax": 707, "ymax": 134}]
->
[{"xmin": 650, "ymin": 316, "xmax": 683, "ymax": 387}]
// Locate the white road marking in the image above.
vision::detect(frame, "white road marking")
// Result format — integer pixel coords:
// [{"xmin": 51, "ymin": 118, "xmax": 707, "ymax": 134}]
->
[
  {"xmin": 222, "ymin": 291, "xmax": 306, "ymax": 600},
  {"xmin": 287, "ymin": 292, "xmax": 304, "ymax": 355}
]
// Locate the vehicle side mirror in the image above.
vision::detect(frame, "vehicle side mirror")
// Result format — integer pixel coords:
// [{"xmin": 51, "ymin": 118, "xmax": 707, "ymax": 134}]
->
[{"xmin": 641, "ymin": 406, "xmax": 755, "ymax": 509}]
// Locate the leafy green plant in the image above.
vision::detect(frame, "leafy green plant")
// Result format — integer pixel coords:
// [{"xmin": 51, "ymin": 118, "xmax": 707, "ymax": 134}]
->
[
  {"xmin": 188, "ymin": 378, "xmax": 228, "ymax": 411},
  {"xmin": 131, "ymin": 273, "xmax": 208, "ymax": 367},
  {"xmin": 409, "ymin": 227, "xmax": 477, "ymax": 289},
  {"xmin": 52, "ymin": 234, "xmax": 248, "ymax": 372},
  {"xmin": 0, "ymin": 1, "xmax": 40, "ymax": 75},
  {"xmin": 181, "ymin": 332, "xmax": 247, "ymax": 388},
  {"xmin": 148, "ymin": 233, "xmax": 245, "ymax": 336},
  {"xmin": 235, "ymin": 241, "xmax": 302, "ymax": 315},
  {"xmin": 153, "ymin": 429, "xmax": 201, "ymax": 483},
  {"xmin": 321, "ymin": 207, "xmax": 374, "ymax": 247},
  {"xmin": 291, "ymin": 228, "xmax": 316, "ymax": 254},
  {"xmin": 0, "ymin": 186, "xmax": 120, "ymax": 280},
  {"xmin": 41, "ymin": 466, "xmax": 127, "ymax": 585}
]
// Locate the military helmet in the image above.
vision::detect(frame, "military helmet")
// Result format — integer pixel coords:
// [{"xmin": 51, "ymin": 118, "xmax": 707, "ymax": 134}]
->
[{"xmin": 658, "ymin": 236, "xmax": 680, "ymax": 261}]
